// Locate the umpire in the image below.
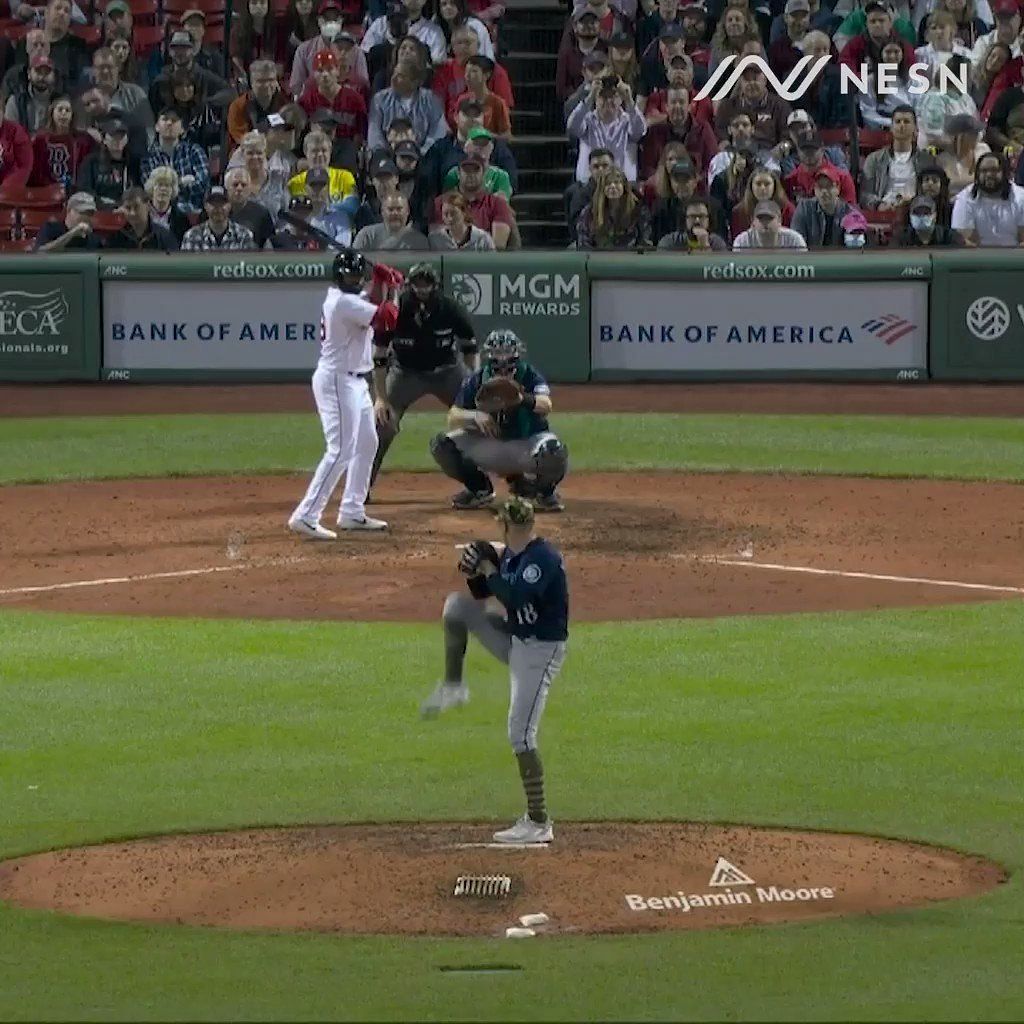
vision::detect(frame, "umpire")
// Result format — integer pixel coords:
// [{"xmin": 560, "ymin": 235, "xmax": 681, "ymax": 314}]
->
[{"xmin": 370, "ymin": 263, "xmax": 479, "ymax": 487}]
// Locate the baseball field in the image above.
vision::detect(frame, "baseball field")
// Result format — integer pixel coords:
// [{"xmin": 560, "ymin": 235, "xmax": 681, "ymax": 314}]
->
[{"xmin": 1, "ymin": 381, "xmax": 1022, "ymax": 1022}]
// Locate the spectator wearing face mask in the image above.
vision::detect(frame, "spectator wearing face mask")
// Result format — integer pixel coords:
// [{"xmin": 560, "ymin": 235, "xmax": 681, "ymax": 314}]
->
[
  {"xmin": 951, "ymin": 150, "xmax": 1024, "ymax": 244},
  {"xmin": 290, "ymin": 1, "xmax": 371, "ymax": 98},
  {"xmin": 839, "ymin": 207, "xmax": 872, "ymax": 247},
  {"xmin": 657, "ymin": 196, "xmax": 729, "ymax": 248},
  {"xmin": 353, "ymin": 190, "xmax": 430, "ymax": 248},
  {"xmin": 732, "ymin": 199, "xmax": 809, "ymax": 247},
  {"xmin": 894, "ymin": 192, "xmax": 962, "ymax": 243},
  {"xmin": 791, "ymin": 164, "xmax": 857, "ymax": 246},
  {"xmin": 567, "ymin": 74, "xmax": 647, "ymax": 182}
]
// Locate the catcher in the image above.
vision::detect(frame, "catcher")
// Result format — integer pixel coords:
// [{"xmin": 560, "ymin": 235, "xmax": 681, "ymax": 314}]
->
[
  {"xmin": 428, "ymin": 330, "xmax": 568, "ymax": 512},
  {"xmin": 421, "ymin": 496, "xmax": 569, "ymax": 845}
]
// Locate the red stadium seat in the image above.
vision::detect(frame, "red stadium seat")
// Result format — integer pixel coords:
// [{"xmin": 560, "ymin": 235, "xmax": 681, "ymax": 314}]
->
[
  {"xmin": 19, "ymin": 208, "xmax": 59, "ymax": 231},
  {"xmin": 818, "ymin": 127, "xmax": 850, "ymax": 147},
  {"xmin": 0, "ymin": 208, "xmax": 17, "ymax": 238},
  {"xmin": 132, "ymin": 23, "xmax": 164, "ymax": 55},
  {"xmin": 0, "ymin": 184, "xmax": 64, "ymax": 209},
  {"xmin": 163, "ymin": 0, "xmax": 225, "ymax": 15},
  {"xmin": 865, "ymin": 207, "xmax": 903, "ymax": 247},
  {"xmin": 858, "ymin": 128, "xmax": 891, "ymax": 155},
  {"xmin": 92, "ymin": 210, "xmax": 127, "ymax": 234},
  {"xmin": 205, "ymin": 21, "xmax": 224, "ymax": 43},
  {"xmin": 70, "ymin": 23, "xmax": 102, "ymax": 45},
  {"xmin": 0, "ymin": 18, "xmax": 30, "ymax": 41},
  {"xmin": 0, "ymin": 238, "xmax": 35, "ymax": 252}
]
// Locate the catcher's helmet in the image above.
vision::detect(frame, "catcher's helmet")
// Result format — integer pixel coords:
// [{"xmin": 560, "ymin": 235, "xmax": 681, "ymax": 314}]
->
[
  {"xmin": 333, "ymin": 250, "xmax": 369, "ymax": 292},
  {"xmin": 483, "ymin": 329, "xmax": 524, "ymax": 372},
  {"xmin": 407, "ymin": 262, "xmax": 440, "ymax": 287}
]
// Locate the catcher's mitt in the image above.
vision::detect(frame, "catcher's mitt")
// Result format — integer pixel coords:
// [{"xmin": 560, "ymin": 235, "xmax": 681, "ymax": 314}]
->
[
  {"xmin": 475, "ymin": 376, "xmax": 524, "ymax": 415},
  {"xmin": 458, "ymin": 540, "xmax": 500, "ymax": 577}
]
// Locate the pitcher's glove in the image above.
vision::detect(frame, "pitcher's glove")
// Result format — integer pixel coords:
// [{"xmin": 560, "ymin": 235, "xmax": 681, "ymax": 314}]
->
[
  {"xmin": 475, "ymin": 377, "xmax": 524, "ymax": 415},
  {"xmin": 459, "ymin": 540, "xmax": 500, "ymax": 576}
]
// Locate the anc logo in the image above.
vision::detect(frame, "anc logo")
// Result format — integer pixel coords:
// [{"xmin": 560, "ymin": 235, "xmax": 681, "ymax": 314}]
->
[{"xmin": 450, "ymin": 273, "xmax": 492, "ymax": 316}]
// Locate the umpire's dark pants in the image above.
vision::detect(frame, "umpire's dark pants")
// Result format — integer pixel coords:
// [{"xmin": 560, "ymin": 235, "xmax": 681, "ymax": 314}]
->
[{"xmin": 370, "ymin": 362, "xmax": 470, "ymax": 487}]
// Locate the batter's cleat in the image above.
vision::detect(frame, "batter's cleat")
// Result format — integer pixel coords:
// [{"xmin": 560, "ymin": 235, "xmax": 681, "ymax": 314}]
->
[
  {"xmin": 338, "ymin": 514, "xmax": 389, "ymax": 531},
  {"xmin": 451, "ymin": 488, "xmax": 495, "ymax": 511},
  {"xmin": 287, "ymin": 516, "xmax": 337, "ymax": 541},
  {"xmin": 506, "ymin": 475, "xmax": 536, "ymax": 499},
  {"xmin": 420, "ymin": 681, "xmax": 470, "ymax": 718},
  {"xmin": 493, "ymin": 815, "xmax": 554, "ymax": 845},
  {"xmin": 533, "ymin": 491, "xmax": 565, "ymax": 513}
]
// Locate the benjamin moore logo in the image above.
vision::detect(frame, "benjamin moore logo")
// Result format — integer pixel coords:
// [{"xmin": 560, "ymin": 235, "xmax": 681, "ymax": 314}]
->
[
  {"xmin": 695, "ymin": 54, "xmax": 967, "ymax": 103},
  {"xmin": 966, "ymin": 296, "xmax": 1012, "ymax": 341},
  {"xmin": 0, "ymin": 288, "xmax": 69, "ymax": 336},
  {"xmin": 450, "ymin": 272, "xmax": 492, "ymax": 316},
  {"xmin": 709, "ymin": 857, "xmax": 755, "ymax": 887}
]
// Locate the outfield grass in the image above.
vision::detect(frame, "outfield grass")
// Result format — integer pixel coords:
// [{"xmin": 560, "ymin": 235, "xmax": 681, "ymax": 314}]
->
[
  {"xmin": 3, "ymin": 411, "xmax": 1024, "ymax": 484},
  {"xmin": 1, "ymin": 604, "xmax": 1022, "ymax": 1022}
]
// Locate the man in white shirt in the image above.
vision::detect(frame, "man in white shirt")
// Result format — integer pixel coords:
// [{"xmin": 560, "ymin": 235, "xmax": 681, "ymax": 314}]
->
[
  {"xmin": 361, "ymin": 0, "xmax": 448, "ymax": 64},
  {"xmin": 288, "ymin": 252, "xmax": 404, "ymax": 539},
  {"xmin": 970, "ymin": 0, "xmax": 1021, "ymax": 66},
  {"xmin": 733, "ymin": 199, "xmax": 810, "ymax": 248},
  {"xmin": 951, "ymin": 151, "xmax": 1024, "ymax": 245}
]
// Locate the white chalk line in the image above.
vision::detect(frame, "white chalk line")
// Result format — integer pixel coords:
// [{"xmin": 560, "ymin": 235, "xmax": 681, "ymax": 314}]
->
[
  {"xmin": 676, "ymin": 554, "xmax": 1024, "ymax": 596},
  {"xmin": 0, "ymin": 564, "xmax": 247, "ymax": 597}
]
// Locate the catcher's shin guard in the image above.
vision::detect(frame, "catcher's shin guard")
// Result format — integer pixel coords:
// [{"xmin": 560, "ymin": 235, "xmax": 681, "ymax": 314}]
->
[
  {"xmin": 532, "ymin": 436, "xmax": 568, "ymax": 493},
  {"xmin": 430, "ymin": 432, "xmax": 491, "ymax": 492}
]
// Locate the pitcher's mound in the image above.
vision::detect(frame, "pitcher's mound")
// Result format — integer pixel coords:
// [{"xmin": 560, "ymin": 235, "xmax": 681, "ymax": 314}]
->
[{"xmin": 0, "ymin": 822, "xmax": 1004, "ymax": 936}]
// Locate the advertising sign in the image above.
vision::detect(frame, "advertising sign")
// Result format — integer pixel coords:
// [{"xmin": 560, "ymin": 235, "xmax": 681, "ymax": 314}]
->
[{"xmin": 591, "ymin": 280, "xmax": 928, "ymax": 379}]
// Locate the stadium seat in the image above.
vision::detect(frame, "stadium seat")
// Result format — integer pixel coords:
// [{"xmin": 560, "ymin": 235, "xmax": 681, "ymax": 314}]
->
[
  {"xmin": 0, "ymin": 208, "xmax": 17, "ymax": 239},
  {"xmin": 19, "ymin": 208, "xmax": 58, "ymax": 232},
  {"xmin": 0, "ymin": 184, "xmax": 64, "ymax": 209},
  {"xmin": 0, "ymin": 18, "xmax": 30, "ymax": 41},
  {"xmin": 818, "ymin": 127, "xmax": 850, "ymax": 147},
  {"xmin": 858, "ymin": 129, "xmax": 891, "ymax": 155},
  {"xmin": 0, "ymin": 238, "xmax": 35, "ymax": 252},
  {"xmin": 865, "ymin": 208, "xmax": 903, "ymax": 247},
  {"xmin": 70, "ymin": 23, "xmax": 102, "ymax": 45},
  {"xmin": 163, "ymin": 0, "xmax": 226, "ymax": 16},
  {"xmin": 132, "ymin": 24, "xmax": 164, "ymax": 55},
  {"xmin": 92, "ymin": 210, "xmax": 127, "ymax": 234}
]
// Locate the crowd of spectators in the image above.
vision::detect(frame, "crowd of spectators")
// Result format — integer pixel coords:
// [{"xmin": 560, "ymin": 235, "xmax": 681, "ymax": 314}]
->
[{"xmin": 1, "ymin": 0, "xmax": 1024, "ymax": 251}]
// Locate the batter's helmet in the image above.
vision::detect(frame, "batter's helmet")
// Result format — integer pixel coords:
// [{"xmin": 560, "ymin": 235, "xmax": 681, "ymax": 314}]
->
[{"xmin": 333, "ymin": 250, "xmax": 369, "ymax": 292}]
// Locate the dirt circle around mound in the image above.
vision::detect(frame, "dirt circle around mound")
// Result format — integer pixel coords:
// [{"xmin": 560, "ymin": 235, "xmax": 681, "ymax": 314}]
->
[
  {"xmin": 1, "ymin": 471, "xmax": 1023, "ymax": 622},
  {"xmin": 0, "ymin": 823, "xmax": 1005, "ymax": 937}
]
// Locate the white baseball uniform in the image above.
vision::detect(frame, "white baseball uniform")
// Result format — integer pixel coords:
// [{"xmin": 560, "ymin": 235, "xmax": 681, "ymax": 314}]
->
[{"xmin": 292, "ymin": 286, "xmax": 380, "ymax": 525}]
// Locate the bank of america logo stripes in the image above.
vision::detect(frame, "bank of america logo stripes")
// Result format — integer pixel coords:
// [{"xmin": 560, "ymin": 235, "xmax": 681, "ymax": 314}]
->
[
  {"xmin": 694, "ymin": 54, "xmax": 831, "ymax": 102},
  {"xmin": 861, "ymin": 314, "xmax": 916, "ymax": 344}
]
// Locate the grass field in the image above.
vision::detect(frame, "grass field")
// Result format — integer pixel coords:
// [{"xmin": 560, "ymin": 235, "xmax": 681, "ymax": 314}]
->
[{"xmin": 1, "ymin": 409, "xmax": 1022, "ymax": 1022}]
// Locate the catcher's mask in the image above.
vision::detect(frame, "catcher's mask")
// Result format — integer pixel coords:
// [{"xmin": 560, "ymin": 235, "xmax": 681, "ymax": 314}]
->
[
  {"xmin": 408, "ymin": 262, "xmax": 439, "ymax": 302},
  {"xmin": 484, "ymin": 329, "xmax": 523, "ymax": 376},
  {"xmin": 495, "ymin": 496, "xmax": 534, "ymax": 527},
  {"xmin": 333, "ymin": 250, "xmax": 369, "ymax": 293}
]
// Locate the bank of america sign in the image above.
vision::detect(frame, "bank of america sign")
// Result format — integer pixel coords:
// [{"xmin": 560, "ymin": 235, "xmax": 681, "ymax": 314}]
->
[{"xmin": 694, "ymin": 54, "xmax": 969, "ymax": 102}]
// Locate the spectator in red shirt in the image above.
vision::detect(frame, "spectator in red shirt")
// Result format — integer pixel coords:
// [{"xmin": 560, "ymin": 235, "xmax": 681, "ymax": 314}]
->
[
  {"xmin": 784, "ymin": 132, "xmax": 857, "ymax": 203},
  {"xmin": 838, "ymin": 1, "xmax": 916, "ymax": 72},
  {"xmin": 641, "ymin": 52, "xmax": 713, "ymax": 125},
  {"xmin": 767, "ymin": 0, "xmax": 811, "ymax": 78},
  {"xmin": 0, "ymin": 116, "xmax": 33, "ymax": 188},
  {"xmin": 450, "ymin": 55, "xmax": 511, "ymax": 137},
  {"xmin": 556, "ymin": 10, "xmax": 608, "ymax": 101},
  {"xmin": 433, "ymin": 23, "xmax": 514, "ymax": 119},
  {"xmin": 639, "ymin": 85, "xmax": 717, "ymax": 177},
  {"xmin": 30, "ymin": 93, "xmax": 93, "ymax": 188},
  {"xmin": 299, "ymin": 48, "xmax": 368, "ymax": 150},
  {"xmin": 430, "ymin": 153, "xmax": 516, "ymax": 247}
]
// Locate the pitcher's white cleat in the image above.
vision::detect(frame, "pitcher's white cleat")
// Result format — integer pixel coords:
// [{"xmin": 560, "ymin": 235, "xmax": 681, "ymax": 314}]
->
[
  {"xmin": 420, "ymin": 681, "xmax": 470, "ymax": 718},
  {"xmin": 287, "ymin": 517, "xmax": 337, "ymax": 541},
  {"xmin": 338, "ymin": 515, "xmax": 389, "ymax": 531},
  {"xmin": 493, "ymin": 815, "xmax": 554, "ymax": 844}
]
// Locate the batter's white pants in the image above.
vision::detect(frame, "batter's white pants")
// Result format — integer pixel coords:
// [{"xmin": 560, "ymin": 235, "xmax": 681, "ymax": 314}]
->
[{"xmin": 293, "ymin": 367, "xmax": 378, "ymax": 524}]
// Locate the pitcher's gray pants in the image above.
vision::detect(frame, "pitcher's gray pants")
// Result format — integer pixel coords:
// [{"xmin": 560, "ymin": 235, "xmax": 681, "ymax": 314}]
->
[{"xmin": 442, "ymin": 591, "xmax": 566, "ymax": 753}]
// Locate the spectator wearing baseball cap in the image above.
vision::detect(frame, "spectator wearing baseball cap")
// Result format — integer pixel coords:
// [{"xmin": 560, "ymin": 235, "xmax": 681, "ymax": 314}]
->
[
  {"xmin": 147, "ymin": 30, "xmax": 233, "ymax": 123},
  {"xmin": 770, "ymin": 110, "xmax": 849, "ymax": 178},
  {"xmin": 636, "ymin": 22, "xmax": 694, "ymax": 103},
  {"xmin": 649, "ymin": 155, "xmax": 728, "ymax": 239},
  {"xmin": 75, "ymin": 115, "xmax": 139, "ymax": 209},
  {"xmin": 179, "ymin": 8, "xmax": 227, "ymax": 79},
  {"xmin": 140, "ymin": 107, "xmax": 209, "ymax": 213},
  {"xmin": 836, "ymin": 1, "xmax": 916, "ymax": 72},
  {"xmin": 732, "ymin": 198, "xmax": 808, "ymax": 248},
  {"xmin": 271, "ymin": 195, "xmax": 319, "ymax": 251},
  {"xmin": 299, "ymin": 46, "xmax": 368, "ymax": 162},
  {"xmin": 104, "ymin": 186, "xmax": 179, "ymax": 251},
  {"xmin": 766, "ymin": 0, "xmax": 812, "ymax": 78},
  {"xmin": 641, "ymin": 52, "xmax": 714, "ymax": 128},
  {"xmin": 784, "ymin": 132, "xmax": 857, "ymax": 204},
  {"xmin": 970, "ymin": 0, "xmax": 1021, "ymax": 69},
  {"xmin": 635, "ymin": 0, "xmax": 683, "ymax": 60},
  {"xmin": 639, "ymin": 84, "xmax": 717, "ymax": 179},
  {"xmin": 361, "ymin": 0, "xmax": 447, "ymax": 65},
  {"xmin": 556, "ymin": 9, "xmax": 609, "ymax": 102},
  {"xmin": 839, "ymin": 208, "xmax": 870, "ymax": 247},
  {"xmin": 353, "ymin": 190, "xmax": 429, "ymax": 249},
  {"xmin": 767, "ymin": 0, "xmax": 830, "ymax": 46},
  {"xmin": 567, "ymin": 72, "xmax": 647, "ymax": 182},
  {"xmin": 441, "ymin": 125, "xmax": 511, "ymax": 195},
  {"xmin": 429, "ymin": 152, "xmax": 518, "ymax": 247},
  {"xmin": 449, "ymin": 55, "xmax": 511, "ymax": 138},
  {"xmin": 731, "ymin": 165, "xmax": 796, "ymax": 235},
  {"xmin": 791, "ymin": 164, "xmax": 858, "ymax": 246},
  {"xmin": 714, "ymin": 63, "xmax": 792, "ymax": 150},
  {"xmin": 5, "ymin": 53, "xmax": 58, "ymax": 134},
  {"xmin": 353, "ymin": 153, "xmax": 400, "ymax": 232},
  {"xmin": 181, "ymin": 185, "xmax": 258, "ymax": 250},
  {"xmin": 34, "ymin": 190, "xmax": 101, "ymax": 252},
  {"xmin": 289, "ymin": 1, "xmax": 371, "ymax": 99},
  {"xmin": 565, "ymin": 51, "xmax": 611, "ymax": 122},
  {"xmin": 894, "ymin": 193, "xmax": 962, "ymax": 246}
]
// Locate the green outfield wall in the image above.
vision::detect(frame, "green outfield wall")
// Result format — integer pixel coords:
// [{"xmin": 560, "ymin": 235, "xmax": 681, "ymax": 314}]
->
[{"xmin": 0, "ymin": 251, "xmax": 1021, "ymax": 384}]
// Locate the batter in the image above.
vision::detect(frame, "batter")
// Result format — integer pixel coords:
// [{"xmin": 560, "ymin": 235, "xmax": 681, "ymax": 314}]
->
[
  {"xmin": 288, "ymin": 252, "xmax": 403, "ymax": 540},
  {"xmin": 422, "ymin": 497, "xmax": 569, "ymax": 845}
]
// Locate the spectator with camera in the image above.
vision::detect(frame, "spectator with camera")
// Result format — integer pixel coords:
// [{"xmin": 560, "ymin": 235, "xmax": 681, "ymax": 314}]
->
[
  {"xmin": 577, "ymin": 166, "xmax": 653, "ymax": 248},
  {"xmin": 657, "ymin": 196, "xmax": 729, "ymax": 248},
  {"xmin": 568, "ymin": 73, "xmax": 647, "ymax": 181}
]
